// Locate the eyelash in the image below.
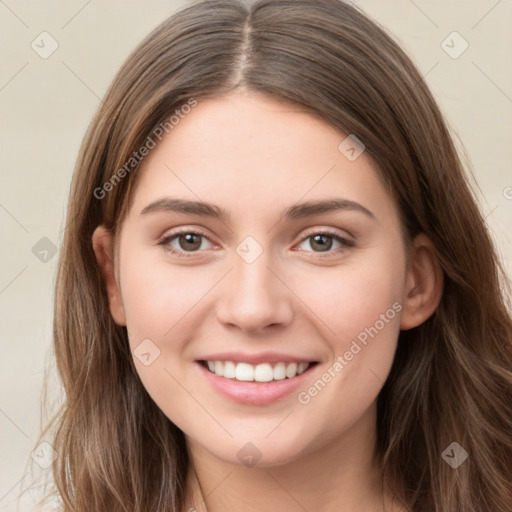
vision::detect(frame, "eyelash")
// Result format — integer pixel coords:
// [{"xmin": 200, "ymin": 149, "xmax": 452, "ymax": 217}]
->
[{"xmin": 157, "ymin": 227, "xmax": 354, "ymax": 259}]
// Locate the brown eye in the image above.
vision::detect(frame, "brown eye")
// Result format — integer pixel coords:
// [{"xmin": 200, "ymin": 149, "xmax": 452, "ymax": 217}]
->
[
  {"xmin": 309, "ymin": 234, "xmax": 334, "ymax": 252},
  {"xmin": 158, "ymin": 229, "xmax": 214, "ymax": 257},
  {"xmin": 297, "ymin": 231, "xmax": 353, "ymax": 256},
  {"xmin": 176, "ymin": 233, "xmax": 203, "ymax": 251}
]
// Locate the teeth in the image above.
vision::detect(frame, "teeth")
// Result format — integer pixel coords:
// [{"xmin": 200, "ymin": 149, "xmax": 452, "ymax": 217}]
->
[
  {"xmin": 204, "ymin": 360, "xmax": 312, "ymax": 382},
  {"xmin": 236, "ymin": 362, "xmax": 254, "ymax": 381},
  {"xmin": 254, "ymin": 363, "xmax": 273, "ymax": 382},
  {"xmin": 223, "ymin": 361, "xmax": 236, "ymax": 379},
  {"xmin": 273, "ymin": 362, "xmax": 287, "ymax": 380},
  {"xmin": 285, "ymin": 362, "xmax": 297, "ymax": 378},
  {"xmin": 297, "ymin": 362, "xmax": 308, "ymax": 374}
]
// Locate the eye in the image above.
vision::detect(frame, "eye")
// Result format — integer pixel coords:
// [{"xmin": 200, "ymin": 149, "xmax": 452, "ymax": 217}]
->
[
  {"xmin": 158, "ymin": 229, "xmax": 214, "ymax": 258},
  {"xmin": 296, "ymin": 230, "xmax": 354, "ymax": 256},
  {"xmin": 158, "ymin": 228, "xmax": 354, "ymax": 259}
]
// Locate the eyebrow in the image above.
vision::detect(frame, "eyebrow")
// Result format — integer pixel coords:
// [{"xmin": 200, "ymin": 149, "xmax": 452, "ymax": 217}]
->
[{"xmin": 140, "ymin": 197, "xmax": 376, "ymax": 221}]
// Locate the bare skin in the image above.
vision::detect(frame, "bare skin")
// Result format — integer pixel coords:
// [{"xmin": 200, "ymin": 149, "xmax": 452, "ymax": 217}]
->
[{"xmin": 92, "ymin": 90, "xmax": 443, "ymax": 512}]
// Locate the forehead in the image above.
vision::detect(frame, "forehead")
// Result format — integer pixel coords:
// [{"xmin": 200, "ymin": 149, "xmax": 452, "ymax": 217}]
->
[{"xmin": 125, "ymin": 91, "xmax": 396, "ymax": 226}]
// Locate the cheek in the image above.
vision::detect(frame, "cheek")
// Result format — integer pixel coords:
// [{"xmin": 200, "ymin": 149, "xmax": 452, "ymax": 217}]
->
[
  {"xmin": 117, "ymin": 249, "xmax": 209, "ymax": 427},
  {"xmin": 119, "ymin": 247, "xmax": 203, "ymax": 343},
  {"xmin": 294, "ymin": 243, "xmax": 405, "ymax": 348},
  {"xmin": 117, "ymin": 245, "xmax": 222, "ymax": 408},
  {"xmin": 290, "ymin": 244, "xmax": 404, "ymax": 416}
]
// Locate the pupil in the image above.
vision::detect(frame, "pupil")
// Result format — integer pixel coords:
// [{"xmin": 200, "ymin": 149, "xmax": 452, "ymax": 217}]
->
[
  {"xmin": 312, "ymin": 234, "xmax": 332, "ymax": 252},
  {"xmin": 180, "ymin": 234, "xmax": 201, "ymax": 251}
]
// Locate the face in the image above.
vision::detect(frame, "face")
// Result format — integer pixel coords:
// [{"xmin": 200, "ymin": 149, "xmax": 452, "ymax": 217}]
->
[{"xmin": 93, "ymin": 90, "xmax": 439, "ymax": 468}]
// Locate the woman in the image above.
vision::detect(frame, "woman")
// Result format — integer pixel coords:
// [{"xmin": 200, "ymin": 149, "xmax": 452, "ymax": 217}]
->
[{"xmin": 31, "ymin": 0, "xmax": 512, "ymax": 510}]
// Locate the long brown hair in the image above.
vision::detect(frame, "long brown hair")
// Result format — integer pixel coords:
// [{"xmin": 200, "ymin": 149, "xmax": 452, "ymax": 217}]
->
[{"xmin": 26, "ymin": 0, "xmax": 512, "ymax": 510}]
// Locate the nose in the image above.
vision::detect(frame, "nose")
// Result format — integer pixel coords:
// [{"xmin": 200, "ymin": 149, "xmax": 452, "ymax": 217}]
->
[{"xmin": 215, "ymin": 249, "xmax": 294, "ymax": 333}]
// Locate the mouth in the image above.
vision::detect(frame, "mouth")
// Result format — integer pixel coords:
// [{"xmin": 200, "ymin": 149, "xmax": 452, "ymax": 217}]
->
[
  {"xmin": 195, "ymin": 359, "xmax": 320, "ymax": 405},
  {"xmin": 198, "ymin": 359, "xmax": 318, "ymax": 382}
]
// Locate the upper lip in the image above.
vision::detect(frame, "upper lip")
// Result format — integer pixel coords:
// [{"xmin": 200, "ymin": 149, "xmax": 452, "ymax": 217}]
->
[{"xmin": 197, "ymin": 352, "xmax": 318, "ymax": 365}]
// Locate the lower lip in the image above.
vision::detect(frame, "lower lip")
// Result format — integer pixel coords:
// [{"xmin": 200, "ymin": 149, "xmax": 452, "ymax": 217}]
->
[{"xmin": 196, "ymin": 361, "xmax": 318, "ymax": 405}]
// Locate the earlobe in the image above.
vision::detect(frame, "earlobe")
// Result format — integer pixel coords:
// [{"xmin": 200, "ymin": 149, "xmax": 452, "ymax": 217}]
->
[
  {"xmin": 91, "ymin": 225, "xmax": 127, "ymax": 326},
  {"xmin": 400, "ymin": 233, "xmax": 444, "ymax": 331}
]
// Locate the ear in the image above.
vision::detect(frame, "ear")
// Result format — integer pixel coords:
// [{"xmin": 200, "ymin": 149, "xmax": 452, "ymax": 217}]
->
[
  {"xmin": 400, "ymin": 233, "xmax": 444, "ymax": 330},
  {"xmin": 91, "ymin": 224, "xmax": 127, "ymax": 326}
]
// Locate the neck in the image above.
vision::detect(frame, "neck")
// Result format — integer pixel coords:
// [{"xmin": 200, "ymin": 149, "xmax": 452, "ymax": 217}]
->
[{"xmin": 182, "ymin": 404, "xmax": 404, "ymax": 512}]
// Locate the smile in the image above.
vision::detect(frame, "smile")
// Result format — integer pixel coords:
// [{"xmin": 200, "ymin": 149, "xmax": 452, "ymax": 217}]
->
[
  {"xmin": 201, "ymin": 360, "xmax": 315, "ymax": 382},
  {"xmin": 196, "ymin": 359, "xmax": 319, "ymax": 405}
]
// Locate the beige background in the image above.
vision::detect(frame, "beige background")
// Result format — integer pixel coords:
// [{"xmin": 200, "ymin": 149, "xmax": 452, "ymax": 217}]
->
[{"xmin": 1, "ymin": 0, "xmax": 511, "ymax": 510}]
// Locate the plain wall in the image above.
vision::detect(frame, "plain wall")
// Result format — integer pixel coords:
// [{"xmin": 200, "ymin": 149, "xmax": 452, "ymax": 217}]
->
[{"xmin": 1, "ymin": 0, "xmax": 511, "ymax": 509}]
